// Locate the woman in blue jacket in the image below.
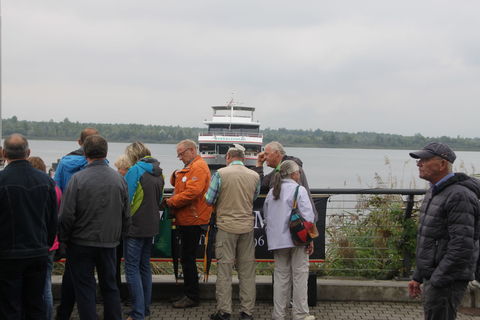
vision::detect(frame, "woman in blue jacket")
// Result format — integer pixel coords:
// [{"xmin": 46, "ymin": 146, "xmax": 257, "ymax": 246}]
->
[{"xmin": 124, "ymin": 142, "xmax": 164, "ymax": 320}]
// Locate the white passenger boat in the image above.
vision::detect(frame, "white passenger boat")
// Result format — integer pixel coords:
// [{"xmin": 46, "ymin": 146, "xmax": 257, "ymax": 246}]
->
[{"xmin": 198, "ymin": 103, "xmax": 263, "ymax": 169}]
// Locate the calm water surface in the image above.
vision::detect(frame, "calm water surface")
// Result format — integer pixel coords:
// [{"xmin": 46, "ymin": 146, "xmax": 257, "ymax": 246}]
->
[{"xmin": 27, "ymin": 140, "xmax": 480, "ymax": 188}]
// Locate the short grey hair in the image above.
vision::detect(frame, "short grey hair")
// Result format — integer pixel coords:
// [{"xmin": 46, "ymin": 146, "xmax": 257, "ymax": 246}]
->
[
  {"xmin": 266, "ymin": 141, "xmax": 286, "ymax": 156},
  {"xmin": 227, "ymin": 144, "xmax": 245, "ymax": 159},
  {"xmin": 3, "ymin": 134, "xmax": 30, "ymax": 160},
  {"xmin": 227, "ymin": 148, "xmax": 245, "ymax": 159},
  {"xmin": 447, "ymin": 161, "xmax": 453, "ymax": 173},
  {"xmin": 177, "ymin": 139, "xmax": 197, "ymax": 150}
]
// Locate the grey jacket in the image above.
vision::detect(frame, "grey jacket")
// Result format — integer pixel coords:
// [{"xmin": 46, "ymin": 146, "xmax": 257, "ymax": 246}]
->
[
  {"xmin": 58, "ymin": 160, "xmax": 130, "ymax": 248},
  {"xmin": 413, "ymin": 173, "xmax": 480, "ymax": 287}
]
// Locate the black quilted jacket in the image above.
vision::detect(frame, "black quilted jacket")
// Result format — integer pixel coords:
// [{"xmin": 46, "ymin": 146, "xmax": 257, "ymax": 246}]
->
[{"xmin": 413, "ymin": 173, "xmax": 480, "ymax": 287}]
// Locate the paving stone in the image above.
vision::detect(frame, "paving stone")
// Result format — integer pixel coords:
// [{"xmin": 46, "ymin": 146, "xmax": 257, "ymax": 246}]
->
[{"xmin": 55, "ymin": 300, "xmax": 480, "ymax": 319}]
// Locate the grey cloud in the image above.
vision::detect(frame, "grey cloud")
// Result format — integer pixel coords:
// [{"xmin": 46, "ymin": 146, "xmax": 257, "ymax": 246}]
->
[{"xmin": 3, "ymin": 0, "xmax": 480, "ymax": 138}]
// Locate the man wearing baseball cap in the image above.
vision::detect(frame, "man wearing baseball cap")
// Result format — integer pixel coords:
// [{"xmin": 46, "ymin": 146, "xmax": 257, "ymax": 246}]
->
[{"xmin": 408, "ymin": 142, "xmax": 480, "ymax": 319}]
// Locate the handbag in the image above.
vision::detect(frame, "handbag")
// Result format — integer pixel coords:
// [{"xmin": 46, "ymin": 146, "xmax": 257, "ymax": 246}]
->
[
  {"xmin": 152, "ymin": 207, "xmax": 173, "ymax": 257},
  {"xmin": 289, "ymin": 186, "xmax": 318, "ymax": 246}
]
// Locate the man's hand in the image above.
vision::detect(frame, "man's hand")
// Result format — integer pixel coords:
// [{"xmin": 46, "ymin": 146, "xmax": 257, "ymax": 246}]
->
[
  {"xmin": 256, "ymin": 152, "xmax": 266, "ymax": 167},
  {"xmin": 306, "ymin": 241, "xmax": 314, "ymax": 256},
  {"xmin": 408, "ymin": 280, "xmax": 422, "ymax": 298},
  {"xmin": 160, "ymin": 198, "xmax": 168, "ymax": 210}
]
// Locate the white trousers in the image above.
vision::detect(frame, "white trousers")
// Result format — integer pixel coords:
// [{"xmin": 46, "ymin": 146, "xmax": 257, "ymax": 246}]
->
[{"xmin": 272, "ymin": 247, "xmax": 310, "ymax": 320}]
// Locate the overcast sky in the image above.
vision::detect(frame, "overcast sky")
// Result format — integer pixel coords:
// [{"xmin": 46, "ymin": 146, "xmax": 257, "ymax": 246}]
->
[{"xmin": 2, "ymin": 1, "xmax": 480, "ymax": 138}]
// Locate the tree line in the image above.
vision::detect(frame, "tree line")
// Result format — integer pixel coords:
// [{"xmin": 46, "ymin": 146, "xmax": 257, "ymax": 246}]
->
[{"xmin": 3, "ymin": 116, "xmax": 480, "ymax": 150}]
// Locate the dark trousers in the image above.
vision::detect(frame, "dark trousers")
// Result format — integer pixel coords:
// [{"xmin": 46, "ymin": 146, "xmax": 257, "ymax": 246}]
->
[
  {"xmin": 0, "ymin": 256, "xmax": 47, "ymax": 320},
  {"xmin": 423, "ymin": 279, "xmax": 469, "ymax": 320},
  {"xmin": 116, "ymin": 239, "xmax": 129, "ymax": 301},
  {"xmin": 67, "ymin": 243, "xmax": 122, "ymax": 320},
  {"xmin": 56, "ymin": 260, "xmax": 76, "ymax": 320},
  {"xmin": 178, "ymin": 225, "xmax": 203, "ymax": 302}
]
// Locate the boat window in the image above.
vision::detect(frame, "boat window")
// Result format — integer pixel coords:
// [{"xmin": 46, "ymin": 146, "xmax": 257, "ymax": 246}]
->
[
  {"xmin": 218, "ymin": 145, "xmax": 230, "ymax": 155},
  {"xmin": 229, "ymin": 125, "xmax": 259, "ymax": 133},
  {"xmin": 199, "ymin": 144, "xmax": 216, "ymax": 154},
  {"xmin": 209, "ymin": 124, "xmax": 230, "ymax": 130},
  {"xmin": 243, "ymin": 144, "xmax": 262, "ymax": 154},
  {"xmin": 208, "ymin": 126, "xmax": 260, "ymax": 136}
]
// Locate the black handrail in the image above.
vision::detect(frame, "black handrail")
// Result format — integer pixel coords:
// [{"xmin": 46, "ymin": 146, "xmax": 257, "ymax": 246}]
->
[
  {"xmin": 309, "ymin": 188, "xmax": 426, "ymax": 195},
  {"xmin": 164, "ymin": 187, "xmax": 426, "ymax": 196}
]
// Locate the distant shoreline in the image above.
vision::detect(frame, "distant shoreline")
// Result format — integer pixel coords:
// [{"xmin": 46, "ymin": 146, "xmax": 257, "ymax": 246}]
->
[{"xmin": 3, "ymin": 116, "xmax": 480, "ymax": 152}]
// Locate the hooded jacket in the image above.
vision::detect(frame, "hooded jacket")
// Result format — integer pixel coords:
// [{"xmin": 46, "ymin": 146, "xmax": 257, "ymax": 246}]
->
[
  {"xmin": 125, "ymin": 157, "xmax": 164, "ymax": 237},
  {"xmin": 54, "ymin": 148, "xmax": 87, "ymax": 192},
  {"xmin": 167, "ymin": 155, "xmax": 212, "ymax": 226},
  {"xmin": 413, "ymin": 173, "xmax": 480, "ymax": 287}
]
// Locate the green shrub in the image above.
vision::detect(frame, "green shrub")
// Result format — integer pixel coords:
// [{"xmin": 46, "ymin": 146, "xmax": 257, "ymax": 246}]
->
[{"xmin": 325, "ymin": 193, "xmax": 418, "ymax": 279}]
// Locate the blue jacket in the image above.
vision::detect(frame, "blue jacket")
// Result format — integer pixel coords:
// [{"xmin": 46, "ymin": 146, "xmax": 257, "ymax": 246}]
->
[
  {"xmin": 125, "ymin": 157, "xmax": 164, "ymax": 237},
  {"xmin": 54, "ymin": 148, "xmax": 87, "ymax": 191},
  {"xmin": 0, "ymin": 160, "xmax": 58, "ymax": 259}
]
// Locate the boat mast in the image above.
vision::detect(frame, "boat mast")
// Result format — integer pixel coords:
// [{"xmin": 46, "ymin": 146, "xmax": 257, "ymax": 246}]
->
[{"xmin": 228, "ymin": 97, "xmax": 233, "ymax": 131}]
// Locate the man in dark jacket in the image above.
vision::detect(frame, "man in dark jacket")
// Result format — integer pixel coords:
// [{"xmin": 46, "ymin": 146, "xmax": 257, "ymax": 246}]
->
[
  {"xmin": 253, "ymin": 141, "xmax": 317, "ymax": 218},
  {"xmin": 0, "ymin": 134, "xmax": 57, "ymax": 319},
  {"xmin": 59, "ymin": 135, "xmax": 130, "ymax": 320},
  {"xmin": 408, "ymin": 142, "xmax": 480, "ymax": 320},
  {"xmin": 55, "ymin": 127, "xmax": 98, "ymax": 320}
]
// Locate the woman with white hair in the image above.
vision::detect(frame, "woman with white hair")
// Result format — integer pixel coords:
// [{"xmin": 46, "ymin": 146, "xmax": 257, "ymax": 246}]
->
[{"xmin": 263, "ymin": 160, "xmax": 315, "ymax": 320}]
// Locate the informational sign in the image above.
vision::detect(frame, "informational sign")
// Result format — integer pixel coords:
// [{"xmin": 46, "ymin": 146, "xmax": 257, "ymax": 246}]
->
[
  {"xmin": 152, "ymin": 194, "xmax": 328, "ymax": 262},
  {"xmin": 251, "ymin": 195, "xmax": 328, "ymax": 261}
]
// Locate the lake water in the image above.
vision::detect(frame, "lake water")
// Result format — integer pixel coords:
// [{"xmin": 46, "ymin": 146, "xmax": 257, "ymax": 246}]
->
[{"xmin": 26, "ymin": 140, "xmax": 480, "ymax": 189}]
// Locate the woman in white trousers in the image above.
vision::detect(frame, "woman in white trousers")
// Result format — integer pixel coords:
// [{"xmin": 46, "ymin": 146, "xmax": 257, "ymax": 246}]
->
[{"xmin": 263, "ymin": 160, "xmax": 315, "ymax": 320}]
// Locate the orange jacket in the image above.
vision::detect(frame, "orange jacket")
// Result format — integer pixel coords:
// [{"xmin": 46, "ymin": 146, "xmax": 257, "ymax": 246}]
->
[{"xmin": 166, "ymin": 155, "xmax": 212, "ymax": 226}]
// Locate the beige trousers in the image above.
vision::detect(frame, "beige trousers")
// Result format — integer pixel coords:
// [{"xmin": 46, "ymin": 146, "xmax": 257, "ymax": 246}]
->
[
  {"xmin": 272, "ymin": 247, "xmax": 310, "ymax": 320},
  {"xmin": 215, "ymin": 229, "xmax": 256, "ymax": 315}
]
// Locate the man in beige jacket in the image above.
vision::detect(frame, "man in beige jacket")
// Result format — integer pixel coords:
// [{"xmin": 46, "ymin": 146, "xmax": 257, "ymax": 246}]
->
[{"xmin": 205, "ymin": 145, "xmax": 260, "ymax": 320}]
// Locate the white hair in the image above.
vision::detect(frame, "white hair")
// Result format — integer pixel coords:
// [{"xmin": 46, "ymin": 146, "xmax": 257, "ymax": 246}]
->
[{"xmin": 266, "ymin": 141, "xmax": 286, "ymax": 155}]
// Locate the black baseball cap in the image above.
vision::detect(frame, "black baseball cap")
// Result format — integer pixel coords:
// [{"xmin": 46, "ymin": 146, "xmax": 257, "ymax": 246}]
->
[{"xmin": 409, "ymin": 142, "xmax": 456, "ymax": 163}]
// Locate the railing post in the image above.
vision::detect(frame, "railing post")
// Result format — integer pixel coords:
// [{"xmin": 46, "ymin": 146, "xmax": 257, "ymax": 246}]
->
[{"xmin": 401, "ymin": 194, "xmax": 415, "ymax": 279}]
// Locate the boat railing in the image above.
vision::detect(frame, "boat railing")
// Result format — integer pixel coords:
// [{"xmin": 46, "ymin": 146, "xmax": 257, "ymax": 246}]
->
[
  {"xmin": 199, "ymin": 131, "xmax": 263, "ymax": 138},
  {"xmin": 211, "ymin": 114, "xmax": 253, "ymax": 119}
]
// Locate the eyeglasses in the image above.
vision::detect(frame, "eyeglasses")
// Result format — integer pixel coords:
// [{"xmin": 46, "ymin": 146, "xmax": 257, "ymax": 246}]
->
[{"xmin": 177, "ymin": 148, "xmax": 190, "ymax": 158}]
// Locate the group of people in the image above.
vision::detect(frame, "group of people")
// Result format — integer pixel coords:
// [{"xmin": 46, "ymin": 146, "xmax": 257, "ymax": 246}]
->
[
  {"xmin": 0, "ymin": 131, "xmax": 318, "ymax": 320},
  {"xmin": 1, "ymin": 128, "xmax": 480, "ymax": 320}
]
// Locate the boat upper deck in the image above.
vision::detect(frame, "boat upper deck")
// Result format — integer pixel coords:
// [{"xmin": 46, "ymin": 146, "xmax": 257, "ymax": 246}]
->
[{"xmin": 203, "ymin": 105, "xmax": 260, "ymax": 127}]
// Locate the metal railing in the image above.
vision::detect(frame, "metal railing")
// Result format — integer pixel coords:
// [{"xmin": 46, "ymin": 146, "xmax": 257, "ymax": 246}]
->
[
  {"xmin": 161, "ymin": 188, "xmax": 426, "ymax": 280},
  {"xmin": 310, "ymin": 188, "xmax": 426, "ymax": 279}
]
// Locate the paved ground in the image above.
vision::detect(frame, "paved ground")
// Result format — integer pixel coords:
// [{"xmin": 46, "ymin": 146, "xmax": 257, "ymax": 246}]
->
[{"xmin": 59, "ymin": 300, "xmax": 480, "ymax": 319}]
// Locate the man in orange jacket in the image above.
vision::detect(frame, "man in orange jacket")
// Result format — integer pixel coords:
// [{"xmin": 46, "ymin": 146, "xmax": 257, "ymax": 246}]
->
[{"xmin": 166, "ymin": 139, "xmax": 212, "ymax": 308}]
